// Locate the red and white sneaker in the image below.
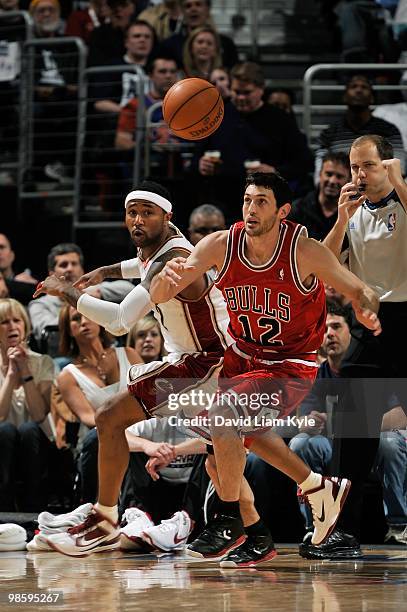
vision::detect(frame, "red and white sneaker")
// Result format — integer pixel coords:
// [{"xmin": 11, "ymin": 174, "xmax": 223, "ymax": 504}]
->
[
  {"xmin": 303, "ymin": 477, "xmax": 351, "ymax": 545},
  {"xmin": 120, "ymin": 508, "xmax": 155, "ymax": 551},
  {"xmin": 46, "ymin": 507, "xmax": 120, "ymax": 557},
  {"xmin": 142, "ymin": 511, "xmax": 192, "ymax": 552}
]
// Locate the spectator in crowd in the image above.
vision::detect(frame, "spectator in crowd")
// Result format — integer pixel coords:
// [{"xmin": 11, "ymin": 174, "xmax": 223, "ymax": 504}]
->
[
  {"xmin": 266, "ymin": 88, "xmax": 295, "ymax": 114},
  {"xmin": 87, "ymin": 0, "xmax": 137, "ymax": 66},
  {"xmin": 29, "ymin": 0, "xmax": 81, "ymax": 183},
  {"xmin": 56, "ymin": 304, "xmax": 141, "ymax": 502},
  {"xmin": 159, "ymin": 0, "xmax": 238, "ymax": 70},
  {"xmin": 313, "ymin": 135, "xmax": 407, "ymax": 558},
  {"xmin": 291, "ymin": 301, "xmax": 407, "ymax": 550},
  {"xmin": 123, "ymin": 417, "xmax": 206, "ymax": 528},
  {"xmin": 314, "ymin": 74, "xmax": 405, "ymax": 181},
  {"xmin": 0, "ymin": 234, "xmax": 38, "ymax": 305},
  {"xmin": 182, "ymin": 26, "xmax": 222, "ymax": 80},
  {"xmin": 194, "ymin": 62, "xmax": 313, "ymax": 214},
  {"xmin": 92, "ymin": 20, "xmax": 157, "ymax": 116},
  {"xmin": 138, "ymin": 0, "xmax": 183, "ymax": 41},
  {"xmin": 28, "ymin": 243, "xmax": 134, "ymax": 344},
  {"xmin": 290, "ymin": 152, "xmax": 351, "ymax": 241},
  {"xmin": 187, "ymin": 203, "xmax": 225, "ymax": 245},
  {"xmin": 333, "ymin": 0, "xmax": 398, "ymax": 62},
  {"xmin": 0, "ymin": 0, "xmax": 23, "ymax": 166},
  {"xmin": 126, "ymin": 314, "xmax": 165, "ymax": 363},
  {"xmin": 210, "ymin": 66, "xmax": 231, "ymax": 101},
  {"xmin": 0, "ymin": 298, "xmax": 55, "ymax": 511},
  {"xmin": 373, "ymin": 75, "xmax": 407, "ymax": 152},
  {"xmin": 65, "ymin": 0, "xmax": 110, "ymax": 46},
  {"xmin": 115, "ymin": 56, "xmax": 179, "ymax": 167}
]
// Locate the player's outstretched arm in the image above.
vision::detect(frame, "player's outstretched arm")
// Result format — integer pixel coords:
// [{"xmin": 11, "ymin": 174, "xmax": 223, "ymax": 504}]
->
[
  {"xmin": 299, "ymin": 238, "xmax": 382, "ymax": 336},
  {"xmin": 150, "ymin": 231, "xmax": 228, "ymax": 303}
]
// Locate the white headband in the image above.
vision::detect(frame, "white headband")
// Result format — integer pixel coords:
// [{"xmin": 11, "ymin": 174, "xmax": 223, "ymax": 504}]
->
[{"xmin": 124, "ymin": 190, "xmax": 172, "ymax": 213}]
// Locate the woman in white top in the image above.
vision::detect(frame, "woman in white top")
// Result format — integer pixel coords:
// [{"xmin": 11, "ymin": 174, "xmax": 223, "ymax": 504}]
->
[
  {"xmin": 57, "ymin": 305, "xmax": 141, "ymax": 502},
  {"xmin": 0, "ymin": 298, "xmax": 55, "ymax": 511}
]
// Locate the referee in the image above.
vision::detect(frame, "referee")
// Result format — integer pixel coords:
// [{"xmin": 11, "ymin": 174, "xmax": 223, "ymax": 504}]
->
[{"xmin": 304, "ymin": 134, "xmax": 407, "ymax": 558}]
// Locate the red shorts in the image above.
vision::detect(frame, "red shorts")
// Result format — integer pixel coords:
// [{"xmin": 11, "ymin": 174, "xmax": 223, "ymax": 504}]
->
[{"xmin": 127, "ymin": 352, "xmax": 224, "ymax": 419}]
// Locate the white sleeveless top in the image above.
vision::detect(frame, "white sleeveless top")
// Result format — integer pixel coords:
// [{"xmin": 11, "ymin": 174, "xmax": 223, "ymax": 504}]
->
[
  {"xmin": 121, "ymin": 224, "xmax": 231, "ymax": 355},
  {"xmin": 64, "ymin": 347, "xmax": 131, "ymax": 409}
]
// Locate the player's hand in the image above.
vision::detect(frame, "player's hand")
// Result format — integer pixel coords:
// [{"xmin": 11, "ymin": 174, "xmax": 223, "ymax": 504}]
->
[
  {"xmin": 382, "ymin": 158, "xmax": 403, "ymax": 187},
  {"xmin": 143, "ymin": 441, "xmax": 176, "ymax": 462},
  {"xmin": 160, "ymin": 257, "xmax": 195, "ymax": 287},
  {"xmin": 145, "ymin": 457, "xmax": 167, "ymax": 481},
  {"xmin": 32, "ymin": 274, "xmax": 71, "ymax": 298},
  {"xmin": 337, "ymin": 183, "xmax": 365, "ymax": 226},
  {"xmin": 199, "ymin": 156, "xmax": 216, "ymax": 176},
  {"xmin": 352, "ymin": 306, "xmax": 382, "ymax": 336},
  {"xmin": 73, "ymin": 267, "xmax": 105, "ymax": 290}
]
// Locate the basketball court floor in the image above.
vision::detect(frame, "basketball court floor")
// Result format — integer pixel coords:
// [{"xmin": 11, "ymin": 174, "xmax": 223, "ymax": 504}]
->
[{"xmin": 1, "ymin": 546, "xmax": 406, "ymax": 611}]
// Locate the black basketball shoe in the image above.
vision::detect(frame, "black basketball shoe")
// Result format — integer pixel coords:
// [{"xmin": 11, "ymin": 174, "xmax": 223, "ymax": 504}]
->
[
  {"xmin": 220, "ymin": 533, "xmax": 277, "ymax": 567},
  {"xmin": 186, "ymin": 514, "xmax": 246, "ymax": 561},
  {"xmin": 299, "ymin": 528, "xmax": 362, "ymax": 559}
]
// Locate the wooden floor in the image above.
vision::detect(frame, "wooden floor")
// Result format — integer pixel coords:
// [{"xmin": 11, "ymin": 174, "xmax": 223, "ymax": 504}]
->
[{"xmin": 0, "ymin": 546, "xmax": 406, "ymax": 611}]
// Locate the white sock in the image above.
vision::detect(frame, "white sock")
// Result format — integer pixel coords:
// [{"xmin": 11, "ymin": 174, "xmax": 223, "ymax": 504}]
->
[
  {"xmin": 95, "ymin": 502, "xmax": 118, "ymax": 524},
  {"xmin": 299, "ymin": 471, "xmax": 322, "ymax": 493}
]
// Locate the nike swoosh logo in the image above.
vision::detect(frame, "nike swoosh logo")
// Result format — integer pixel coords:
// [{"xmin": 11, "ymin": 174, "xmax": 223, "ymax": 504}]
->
[
  {"xmin": 253, "ymin": 548, "xmax": 263, "ymax": 555},
  {"xmin": 222, "ymin": 530, "xmax": 232, "ymax": 540},
  {"xmin": 316, "ymin": 502, "xmax": 325, "ymax": 523},
  {"xmin": 76, "ymin": 535, "xmax": 108, "ymax": 548}
]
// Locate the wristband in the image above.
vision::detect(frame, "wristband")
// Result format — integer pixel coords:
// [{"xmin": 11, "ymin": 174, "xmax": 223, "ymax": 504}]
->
[{"xmin": 21, "ymin": 375, "xmax": 34, "ymax": 384}]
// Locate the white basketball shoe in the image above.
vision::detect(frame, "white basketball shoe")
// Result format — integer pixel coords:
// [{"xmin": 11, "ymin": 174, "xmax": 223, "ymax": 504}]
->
[
  {"xmin": 120, "ymin": 508, "xmax": 155, "ymax": 551},
  {"xmin": 303, "ymin": 477, "xmax": 351, "ymax": 545},
  {"xmin": 46, "ymin": 506, "xmax": 120, "ymax": 557},
  {"xmin": 142, "ymin": 511, "xmax": 192, "ymax": 552}
]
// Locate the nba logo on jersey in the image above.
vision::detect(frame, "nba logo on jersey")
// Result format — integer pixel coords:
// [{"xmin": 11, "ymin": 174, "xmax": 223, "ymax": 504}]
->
[
  {"xmin": 278, "ymin": 268, "xmax": 284, "ymax": 281},
  {"xmin": 387, "ymin": 212, "xmax": 396, "ymax": 232}
]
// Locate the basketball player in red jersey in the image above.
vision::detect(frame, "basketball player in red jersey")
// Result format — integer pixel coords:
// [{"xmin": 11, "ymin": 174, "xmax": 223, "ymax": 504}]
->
[{"xmin": 151, "ymin": 172, "xmax": 381, "ymax": 566}]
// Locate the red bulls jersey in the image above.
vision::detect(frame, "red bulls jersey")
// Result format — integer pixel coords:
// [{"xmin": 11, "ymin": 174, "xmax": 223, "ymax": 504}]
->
[{"xmin": 215, "ymin": 220, "xmax": 326, "ymax": 363}]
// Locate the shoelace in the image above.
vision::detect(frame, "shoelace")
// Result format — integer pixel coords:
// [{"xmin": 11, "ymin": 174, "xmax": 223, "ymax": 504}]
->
[
  {"xmin": 155, "ymin": 517, "xmax": 181, "ymax": 533},
  {"xmin": 124, "ymin": 509, "xmax": 146, "ymax": 524}
]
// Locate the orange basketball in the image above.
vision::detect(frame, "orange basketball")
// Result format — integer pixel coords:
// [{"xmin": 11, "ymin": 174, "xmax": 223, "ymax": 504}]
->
[{"xmin": 162, "ymin": 78, "xmax": 224, "ymax": 141}]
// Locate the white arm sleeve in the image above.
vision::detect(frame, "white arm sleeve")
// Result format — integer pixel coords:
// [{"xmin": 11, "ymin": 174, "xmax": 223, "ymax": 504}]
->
[
  {"xmin": 77, "ymin": 284, "xmax": 152, "ymax": 336},
  {"xmin": 121, "ymin": 258, "xmax": 141, "ymax": 279}
]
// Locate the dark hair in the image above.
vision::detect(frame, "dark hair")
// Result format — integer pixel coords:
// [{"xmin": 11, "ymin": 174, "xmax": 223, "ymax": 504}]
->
[
  {"xmin": 189, "ymin": 203, "xmax": 224, "ymax": 224},
  {"xmin": 326, "ymin": 299, "xmax": 352, "ymax": 329},
  {"xmin": 146, "ymin": 56, "xmax": 177, "ymax": 75},
  {"xmin": 345, "ymin": 74, "xmax": 373, "ymax": 91},
  {"xmin": 47, "ymin": 243, "xmax": 84, "ymax": 272},
  {"xmin": 245, "ymin": 172, "xmax": 292, "ymax": 209},
  {"xmin": 137, "ymin": 179, "xmax": 172, "ymax": 202},
  {"xmin": 321, "ymin": 151, "xmax": 350, "ymax": 170},
  {"xmin": 107, "ymin": 0, "xmax": 134, "ymax": 9},
  {"xmin": 125, "ymin": 19, "xmax": 157, "ymax": 43},
  {"xmin": 351, "ymin": 134, "xmax": 393, "ymax": 160},
  {"xmin": 58, "ymin": 304, "xmax": 113, "ymax": 358},
  {"xmin": 231, "ymin": 62, "xmax": 265, "ymax": 88},
  {"xmin": 266, "ymin": 87, "xmax": 296, "ymax": 105}
]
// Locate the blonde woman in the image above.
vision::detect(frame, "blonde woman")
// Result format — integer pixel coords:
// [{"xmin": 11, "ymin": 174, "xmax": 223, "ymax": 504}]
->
[
  {"xmin": 182, "ymin": 26, "xmax": 222, "ymax": 80},
  {"xmin": 57, "ymin": 305, "xmax": 142, "ymax": 502},
  {"xmin": 126, "ymin": 314, "xmax": 165, "ymax": 364},
  {"xmin": 0, "ymin": 298, "xmax": 55, "ymax": 511}
]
